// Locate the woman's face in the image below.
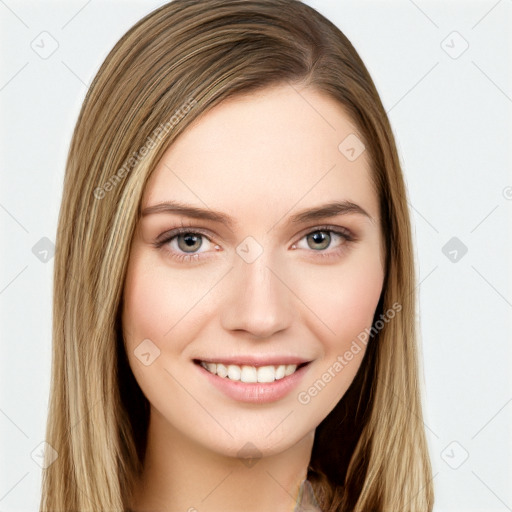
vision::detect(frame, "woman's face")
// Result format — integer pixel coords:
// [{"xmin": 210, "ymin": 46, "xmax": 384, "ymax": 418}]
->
[{"xmin": 122, "ymin": 84, "xmax": 384, "ymax": 459}]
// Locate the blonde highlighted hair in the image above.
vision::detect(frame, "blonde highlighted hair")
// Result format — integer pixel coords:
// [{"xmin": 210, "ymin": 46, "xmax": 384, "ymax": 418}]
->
[{"xmin": 41, "ymin": 1, "xmax": 434, "ymax": 510}]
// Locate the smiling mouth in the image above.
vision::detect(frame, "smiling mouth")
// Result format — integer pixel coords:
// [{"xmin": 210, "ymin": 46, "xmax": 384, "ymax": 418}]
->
[{"xmin": 193, "ymin": 360, "xmax": 310, "ymax": 383}]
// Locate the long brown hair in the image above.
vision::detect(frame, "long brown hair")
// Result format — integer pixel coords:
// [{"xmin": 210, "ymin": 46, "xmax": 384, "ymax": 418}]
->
[{"xmin": 41, "ymin": 1, "xmax": 433, "ymax": 510}]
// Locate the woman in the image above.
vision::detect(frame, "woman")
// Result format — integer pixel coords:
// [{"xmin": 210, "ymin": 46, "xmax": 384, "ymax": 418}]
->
[{"xmin": 40, "ymin": 1, "xmax": 434, "ymax": 510}]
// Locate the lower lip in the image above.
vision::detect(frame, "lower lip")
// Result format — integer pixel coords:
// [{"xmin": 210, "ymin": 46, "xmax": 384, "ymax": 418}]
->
[{"xmin": 195, "ymin": 362, "xmax": 311, "ymax": 404}]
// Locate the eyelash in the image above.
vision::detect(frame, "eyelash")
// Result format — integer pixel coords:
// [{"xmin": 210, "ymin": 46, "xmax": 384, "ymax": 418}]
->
[{"xmin": 152, "ymin": 222, "xmax": 356, "ymax": 264}]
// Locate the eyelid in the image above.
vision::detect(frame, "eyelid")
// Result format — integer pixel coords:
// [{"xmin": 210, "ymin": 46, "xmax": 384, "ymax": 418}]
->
[
  {"xmin": 153, "ymin": 225, "xmax": 214, "ymax": 246},
  {"xmin": 294, "ymin": 223, "xmax": 355, "ymax": 242}
]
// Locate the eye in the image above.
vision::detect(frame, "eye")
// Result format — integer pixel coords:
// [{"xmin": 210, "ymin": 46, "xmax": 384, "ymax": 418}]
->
[
  {"xmin": 153, "ymin": 227, "xmax": 220, "ymax": 263},
  {"xmin": 292, "ymin": 226, "xmax": 354, "ymax": 260}
]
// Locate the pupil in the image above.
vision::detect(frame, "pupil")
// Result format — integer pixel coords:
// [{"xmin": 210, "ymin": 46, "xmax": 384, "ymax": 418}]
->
[
  {"xmin": 309, "ymin": 231, "xmax": 329, "ymax": 250},
  {"xmin": 180, "ymin": 234, "xmax": 201, "ymax": 252}
]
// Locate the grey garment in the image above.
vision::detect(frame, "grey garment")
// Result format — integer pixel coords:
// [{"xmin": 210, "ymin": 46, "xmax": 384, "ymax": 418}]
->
[{"xmin": 293, "ymin": 478, "xmax": 323, "ymax": 512}]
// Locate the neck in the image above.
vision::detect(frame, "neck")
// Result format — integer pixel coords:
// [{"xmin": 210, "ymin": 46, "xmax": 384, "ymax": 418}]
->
[{"xmin": 130, "ymin": 407, "xmax": 315, "ymax": 512}]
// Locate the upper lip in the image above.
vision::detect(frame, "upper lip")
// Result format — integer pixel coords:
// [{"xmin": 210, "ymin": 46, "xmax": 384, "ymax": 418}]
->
[{"xmin": 193, "ymin": 356, "xmax": 312, "ymax": 367}]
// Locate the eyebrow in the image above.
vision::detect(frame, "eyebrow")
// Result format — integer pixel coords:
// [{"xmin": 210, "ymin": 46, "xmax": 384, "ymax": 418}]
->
[{"xmin": 140, "ymin": 199, "xmax": 373, "ymax": 227}]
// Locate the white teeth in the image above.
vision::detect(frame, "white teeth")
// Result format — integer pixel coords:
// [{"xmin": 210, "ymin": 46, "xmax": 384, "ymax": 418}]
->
[
  {"xmin": 199, "ymin": 361, "xmax": 299, "ymax": 382},
  {"xmin": 275, "ymin": 365, "xmax": 285, "ymax": 379},
  {"xmin": 216, "ymin": 363, "xmax": 228, "ymax": 378},
  {"xmin": 257, "ymin": 366, "xmax": 275, "ymax": 383},
  {"xmin": 227, "ymin": 364, "xmax": 241, "ymax": 381},
  {"xmin": 241, "ymin": 365, "xmax": 257, "ymax": 383},
  {"xmin": 284, "ymin": 364, "xmax": 297, "ymax": 376}
]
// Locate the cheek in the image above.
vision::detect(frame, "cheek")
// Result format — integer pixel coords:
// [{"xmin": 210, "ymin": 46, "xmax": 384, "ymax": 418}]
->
[
  {"xmin": 297, "ymin": 247, "xmax": 384, "ymax": 349},
  {"xmin": 294, "ymin": 251, "xmax": 383, "ymax": 416},
  {"xmin": 122, "ymin": 261, "xmax": 168, "ymax": 347},
  {"xmin": 122, "ymin": 250, "xmax": 209, "ymax": 352},
  {"xmin": 121, "ymin": 252, "xmax": 207, "ymax": 414}
]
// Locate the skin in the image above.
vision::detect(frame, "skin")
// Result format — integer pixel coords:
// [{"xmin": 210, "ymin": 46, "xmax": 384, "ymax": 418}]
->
[{"xmin": 122, "ymin": 83, "xmax": 385, "ymax": 512}]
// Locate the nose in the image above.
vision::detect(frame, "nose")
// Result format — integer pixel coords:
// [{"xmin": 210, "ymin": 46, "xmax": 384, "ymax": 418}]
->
[{"xmin": 220, "ymin": 249, "xmax": 293, "ymax": 339}]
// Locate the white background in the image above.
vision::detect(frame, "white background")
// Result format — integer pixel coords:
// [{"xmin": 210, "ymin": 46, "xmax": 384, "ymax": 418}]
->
[{"xmin": 1, "ymin": 1, "xmax": 511, "ymax": 510}]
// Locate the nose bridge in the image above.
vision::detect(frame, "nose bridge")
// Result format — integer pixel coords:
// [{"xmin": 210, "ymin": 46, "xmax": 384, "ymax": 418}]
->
[{"xmin": 220, "ymin": 238, "xmax": 292, "ymax": 338}]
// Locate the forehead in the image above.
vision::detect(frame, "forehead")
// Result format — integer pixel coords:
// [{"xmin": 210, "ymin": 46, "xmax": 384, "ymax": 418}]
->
[{"xmin": 142, "ymin": 84, "xmax": 378, "ymax": 226}]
